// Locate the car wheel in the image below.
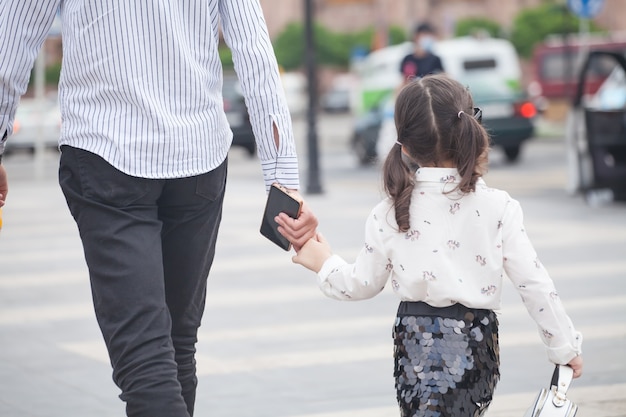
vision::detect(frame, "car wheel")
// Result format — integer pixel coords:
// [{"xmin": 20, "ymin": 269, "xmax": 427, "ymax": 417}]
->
[
  {"xmin": 245, "ymin": 144, "xmax": 256, "ymax": 157},
  {"xmin": 503, "ymin": 145, "xmax": 521, "ymax": 163}
]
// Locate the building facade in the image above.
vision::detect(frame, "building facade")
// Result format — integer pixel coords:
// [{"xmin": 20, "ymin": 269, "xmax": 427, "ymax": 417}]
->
[{"xmin": 259, "ymin": 0, "xmax": 626, "ymax": 40}]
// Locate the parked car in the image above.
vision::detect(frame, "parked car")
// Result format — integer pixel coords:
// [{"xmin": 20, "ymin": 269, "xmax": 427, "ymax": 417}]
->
[
  {"xmin": 461, "ymin": 73, "xmax": 536, "ymax": 162},
  {"xmin": 351, "ymin": 36, "xmax": 536, "ymax": 165},
  {"xmin": 566, "ymin": 50, "xmax": 626, "ymax": 202},
  {"xmin": 5, "ymin": 97, "xmax": 61, "ymax": 153},
  {"xmin": 320, "ymin": 87, "xmax": 351, "ymax": 113},
  {"xmin": 530, "ymin": 35, "xmax": 626, "ymax": 100},
  {"xmin": 280, "ymin": 72, "xmax": 307, "ymax": 117},
  {"xmin": 223, "ymin": 75, "xmax": 256, "ymax": 156}
]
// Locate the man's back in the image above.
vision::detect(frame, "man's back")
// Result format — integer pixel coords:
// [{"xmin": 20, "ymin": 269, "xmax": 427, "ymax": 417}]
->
[{"xmin": 399, "ymin": 53, "xmax": 444, "ymax": 79}]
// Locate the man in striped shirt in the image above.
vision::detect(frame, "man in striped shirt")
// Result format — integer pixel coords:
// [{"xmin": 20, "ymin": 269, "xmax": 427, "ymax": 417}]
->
[{"xmin": 0, "ymin": 1, "xmax": 317, "ymax": 416}]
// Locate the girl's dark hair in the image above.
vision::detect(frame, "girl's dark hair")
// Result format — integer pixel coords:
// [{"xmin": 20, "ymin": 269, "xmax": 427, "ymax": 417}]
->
[{"xmin": 382, "ymin": 74, "xmax": 490, "ymax": 232}]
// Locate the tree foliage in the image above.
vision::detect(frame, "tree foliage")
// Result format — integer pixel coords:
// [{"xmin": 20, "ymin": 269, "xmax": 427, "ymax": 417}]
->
[
  {"xmin": 272, "ymin": 22, "xmax": 406, "ymax": 70},
  {"xmin": 454, "ymin": 17, "xmax": 502, "ymax": 38},
  {"xmin": 510, "ymin": 3, "xmax": 603, "ymax": 58}
]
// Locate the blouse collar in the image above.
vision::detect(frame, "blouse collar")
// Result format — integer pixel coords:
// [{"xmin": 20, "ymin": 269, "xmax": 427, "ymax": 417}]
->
[{"xmin": 414, "ymin": 167, "xmax": 485, "ymax": 186}]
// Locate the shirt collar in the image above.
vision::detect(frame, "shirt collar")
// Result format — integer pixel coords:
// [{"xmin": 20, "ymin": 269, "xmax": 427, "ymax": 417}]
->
[
  {"xmin": 415, "ymin": 167, "xmax": 461, "ymax": 183},
  {"xmin": 414, "ymin": 167, "xmax": 486, "ymax": 186}
]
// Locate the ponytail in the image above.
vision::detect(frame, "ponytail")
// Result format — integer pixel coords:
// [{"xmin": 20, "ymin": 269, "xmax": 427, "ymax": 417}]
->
[
  {"xmin": 383, "ymin": 144, "xmax": 415, "ymax": 232},
  {"xmin": 451, "ymin": 111, "xmax": 490, "ymax": 195}
]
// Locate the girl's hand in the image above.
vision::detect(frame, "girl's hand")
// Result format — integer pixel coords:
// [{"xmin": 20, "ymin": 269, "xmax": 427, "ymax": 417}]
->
[
  {"xmin": 567, "ymin": 355, "xmax": 583, "ymax": 379},
  {"xmin": 292, "ymin": 233, "xmax": 332, "ymax": 273}
]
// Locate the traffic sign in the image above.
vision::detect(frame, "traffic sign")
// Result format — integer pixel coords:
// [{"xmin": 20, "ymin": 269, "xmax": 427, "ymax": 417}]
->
[{"xmin": 567, "ymin": 0, "xmax": 605, "ymax": 19}]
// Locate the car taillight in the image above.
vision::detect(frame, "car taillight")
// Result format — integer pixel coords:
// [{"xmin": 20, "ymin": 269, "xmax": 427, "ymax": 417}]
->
[
  {"xmin": 223, "ymin": 100, "xmax": 231, "ymax": 112},
  {"xmin": 515, "ymin": 101, "xmax": 537, "ymax": 119},
  {"xmin": 13, "ymin": 120, "xmax": 21, "ymax": 134}
]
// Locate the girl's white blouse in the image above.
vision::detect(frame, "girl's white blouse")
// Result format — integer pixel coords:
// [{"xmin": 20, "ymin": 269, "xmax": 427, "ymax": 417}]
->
[{"xmin": 317, "ymin": 167, "xmax": 582, "ymax": 365}]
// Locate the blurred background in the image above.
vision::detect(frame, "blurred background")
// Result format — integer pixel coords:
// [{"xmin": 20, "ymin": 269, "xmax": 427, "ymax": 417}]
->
[{"xmin": 11, "ymin": 0, "xmax": 626, "ymax": 200}]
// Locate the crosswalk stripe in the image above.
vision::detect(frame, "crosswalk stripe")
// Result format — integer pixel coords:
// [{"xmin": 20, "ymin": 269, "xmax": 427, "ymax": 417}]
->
[
  {"xmin": 1, "ymin": 289, "xmax": 624, "ymax": 325},
  {"xmin": 281, "ymin": 383, "xmax": 626, "ymax": 417},
  {"xmin": 58, "ymin": 322, "xmax": 626, "ymax": 374},
  {"xmin": 200, "ymin": 294, "xmax": 626, "ymax": 342},
  {"xmin": 2, "ymin": 256, "xmax": 626, "ymax": 289}
]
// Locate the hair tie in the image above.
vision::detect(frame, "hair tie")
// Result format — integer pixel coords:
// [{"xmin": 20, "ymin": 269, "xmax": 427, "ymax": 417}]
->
[{"xmin": 457, "ymin": 110, "xmax": 465, "ymax": 119}]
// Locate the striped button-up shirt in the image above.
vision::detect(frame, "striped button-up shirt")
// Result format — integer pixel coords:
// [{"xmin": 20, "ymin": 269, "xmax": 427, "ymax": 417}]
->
[{"xmin": 0, "ymin": 0, "xmax": 299, "ymax": 189}]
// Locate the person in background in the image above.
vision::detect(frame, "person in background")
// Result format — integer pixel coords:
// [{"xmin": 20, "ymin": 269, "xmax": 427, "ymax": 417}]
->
[
  {"xmin": 400, "ymin": 22, "xmax": 445, "ymax": 82},
  {"xmin": 0, "ymin": 2, "xmax": 317, "ymax": 416},
  {"xmin": 375, "ymin": 22, "xmax": 445, "ymax": 161},
  {"xmin": 282, "ymin": 74, "xmax": 583, "ymax": 417}
]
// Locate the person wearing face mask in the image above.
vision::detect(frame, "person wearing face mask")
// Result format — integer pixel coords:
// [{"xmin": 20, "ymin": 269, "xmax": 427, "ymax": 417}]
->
[{"xmin": 399, "ymin": 23, "xmax": 445, "ymax": 82}]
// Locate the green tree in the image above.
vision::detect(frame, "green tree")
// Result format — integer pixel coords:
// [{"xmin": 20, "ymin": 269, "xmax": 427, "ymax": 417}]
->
[
  {"xmin": 218, "ymin": 46, "xmax": 234, "ymax": 71},
  {"xmin": 273, "ymin": 22, "xmax": 305, "ymax": 70},
  {"xmin": 454, "ymin": 17, "xmax": 502, "ymax": 38},
  {"xmin": 270, "ymin": 22, "xmax": 406, "ymax": 71},
  {"xmin": 511, "ymin": 3, "xmax": 603, "ymax": 58},
  {"xmin": 28, "ymin": 62, "xmax": 62, "ymax": 87}
]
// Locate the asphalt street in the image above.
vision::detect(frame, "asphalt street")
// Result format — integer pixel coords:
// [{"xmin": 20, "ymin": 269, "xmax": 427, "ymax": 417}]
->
[{"xmin": 0, "ymin": 113, "xmax": 625, "ymax": 417}]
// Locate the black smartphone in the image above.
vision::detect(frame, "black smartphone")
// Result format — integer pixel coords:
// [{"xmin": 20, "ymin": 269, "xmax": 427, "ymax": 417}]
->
[{"xmin": 260, "ymin": 183, "xmax": 303, "ymax": 251}]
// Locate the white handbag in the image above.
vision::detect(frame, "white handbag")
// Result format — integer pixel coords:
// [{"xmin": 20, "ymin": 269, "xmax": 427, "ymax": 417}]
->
[{"xmin": 523, "ymin": 365, "xmax": 578, "ymax": 417}]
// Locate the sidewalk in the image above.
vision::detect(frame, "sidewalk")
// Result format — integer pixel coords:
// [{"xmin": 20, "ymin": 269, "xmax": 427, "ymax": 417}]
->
[{"xmin": 1, "ymin": 137, "xmax": 625, "ymax": 416}]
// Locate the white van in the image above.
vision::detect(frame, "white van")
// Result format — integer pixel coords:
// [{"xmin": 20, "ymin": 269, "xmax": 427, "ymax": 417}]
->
[{"xmin": 352, "ymin": 36, "xmax": 535, "ymax": 163}]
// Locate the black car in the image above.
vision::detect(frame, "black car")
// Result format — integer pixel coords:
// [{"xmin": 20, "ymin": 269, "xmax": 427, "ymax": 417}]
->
[
  {"xmin": 567, "ymin": 50, "xmax": 626, "ymax": 202},
  {"xmin": 223, "ymin": 75, "xmax": 256, "ymax": 156}
]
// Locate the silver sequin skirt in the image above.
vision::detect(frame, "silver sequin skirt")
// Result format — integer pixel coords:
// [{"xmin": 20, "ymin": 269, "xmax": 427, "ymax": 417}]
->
[{"xmin": 393, "ymin": 302, "xmax": 500, "ymax": 417}]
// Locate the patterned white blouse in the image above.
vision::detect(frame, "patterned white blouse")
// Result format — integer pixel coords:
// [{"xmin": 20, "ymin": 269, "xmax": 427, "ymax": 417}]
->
[{"xmin": 317, "ymin": 167, "xmax": 582, "ymax": 365}]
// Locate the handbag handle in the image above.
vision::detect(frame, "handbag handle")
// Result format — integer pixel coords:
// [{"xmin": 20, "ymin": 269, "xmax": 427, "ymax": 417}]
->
[{"xmin": 550, "ymin": 365, "xmax": 574, "ymax": 407}]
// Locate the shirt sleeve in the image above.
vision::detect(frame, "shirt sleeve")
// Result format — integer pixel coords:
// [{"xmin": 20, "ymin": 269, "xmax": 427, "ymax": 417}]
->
[
  {"xmin": 0, "ymin": 1, "xmax": 60, "ymax": 154},
  {"xmin": 218, "ymin": 0, "xmax": 299, "ymax": 191},
  {"xmin": 316, "ymin": 209, "xmax": 391, "ymax": 301},
  {"xmin": 501, "ymin": 196, "xmax": 583, "ymax": 364}
]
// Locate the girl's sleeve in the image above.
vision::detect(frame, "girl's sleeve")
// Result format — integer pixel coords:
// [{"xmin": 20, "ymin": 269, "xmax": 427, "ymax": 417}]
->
[
  {"xmin": 316, "ymin": 209, "xmax": 391, "ymax": 301},
  {"xmin": 501, "ymin": 197, "xmax": 583, "ymax": 364}
]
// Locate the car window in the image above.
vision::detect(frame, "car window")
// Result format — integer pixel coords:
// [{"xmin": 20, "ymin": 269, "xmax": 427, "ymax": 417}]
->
[
  {"xmin": 457, "ymin": 73, "xmax": 519, "ymax": 100},
  {"xmin": 463, "ymin": 58, "xmax": 497, "ymax": 71},
  {"xmin": 588, "ymin": 66, "xmax": 626, "ymax": 109}
]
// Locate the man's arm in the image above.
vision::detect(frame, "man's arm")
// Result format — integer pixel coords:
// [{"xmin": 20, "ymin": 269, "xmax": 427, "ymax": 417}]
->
[
  {"xmin": 0, "ymin": 1, "xmax": 60, "ymax": 209},
  {"xmin": 219, "ymin": 1, "xmax": 317, "ymax": 248},
  {"xmin": 218, "ymin": 0, "xmax": 299, "ymax": 191},
  {"xmin": 0, "ymin": 2, "xmax": 60, "ymax": 155}
]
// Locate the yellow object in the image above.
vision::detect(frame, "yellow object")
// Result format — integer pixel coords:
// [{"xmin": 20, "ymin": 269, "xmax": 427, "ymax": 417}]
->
[{"xmin": 0, "ymin": 207, "xmax": 3, "ymax": 229}]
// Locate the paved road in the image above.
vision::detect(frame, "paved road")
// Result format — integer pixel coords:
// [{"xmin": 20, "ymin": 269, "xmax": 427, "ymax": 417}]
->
[{"xmin": 1, "ymin": 114, "xmax": 625, "ymax": 416}]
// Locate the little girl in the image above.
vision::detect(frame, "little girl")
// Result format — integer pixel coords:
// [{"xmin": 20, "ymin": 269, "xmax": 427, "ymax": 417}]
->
[{"xmin": 283, "ymin": 74, "xmax": 583, "ymax": 417}]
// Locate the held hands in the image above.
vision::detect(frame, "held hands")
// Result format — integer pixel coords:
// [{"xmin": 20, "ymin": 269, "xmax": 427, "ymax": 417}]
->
[
  {"xmin": 291, "ymin": 233, "xmax": 333, "ymax": 273},
  {"xmin": 273, "ymin": 192, "xmax": 331, "ymax": 272}
]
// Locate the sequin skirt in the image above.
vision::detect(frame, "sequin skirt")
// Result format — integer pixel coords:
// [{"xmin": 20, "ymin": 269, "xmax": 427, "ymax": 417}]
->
[{"xmin": 393, "ymin": 302, "xmax": 500, "ymax": 417}]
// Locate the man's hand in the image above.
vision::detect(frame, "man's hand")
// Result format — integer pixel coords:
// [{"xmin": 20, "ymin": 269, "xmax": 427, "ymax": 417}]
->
[
  {"xmin": 275, "ymin": 190, "xmax": 318, "ymax": 251},
  {"xmin": 0, "ymin": 164, "xmax": 8, "ymax": 207}
]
